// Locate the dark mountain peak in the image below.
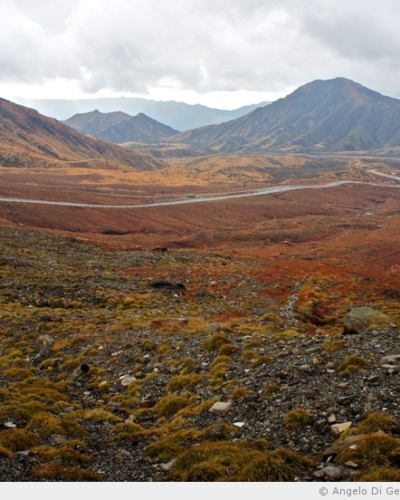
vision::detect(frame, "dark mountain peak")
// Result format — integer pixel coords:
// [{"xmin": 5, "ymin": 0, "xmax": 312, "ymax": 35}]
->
[{"xmin": 171, "ymin": 78, "xmax": 400, "ymax": 156}]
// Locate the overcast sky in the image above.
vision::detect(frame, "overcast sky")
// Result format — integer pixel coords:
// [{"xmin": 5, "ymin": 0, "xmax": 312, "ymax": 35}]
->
[{"xmin": 1, "ymin": 0, "xmax": 400, "ymax": 109}]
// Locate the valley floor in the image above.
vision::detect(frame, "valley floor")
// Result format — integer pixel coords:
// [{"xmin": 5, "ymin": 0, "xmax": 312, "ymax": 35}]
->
[{"xmin": 1, "ymin": 156, "xmax": 400, "ymax": 481}]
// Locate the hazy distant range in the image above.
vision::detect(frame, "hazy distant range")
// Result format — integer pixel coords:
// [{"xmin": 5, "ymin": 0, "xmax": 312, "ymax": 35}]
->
[{"xmin": 13, "ymin": 97, "xmax": 269, "ymax": 132}]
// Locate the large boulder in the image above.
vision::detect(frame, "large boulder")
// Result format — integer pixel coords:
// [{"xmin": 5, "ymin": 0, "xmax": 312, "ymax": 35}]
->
[{"xmin": 343, "ymin": 306, "xmax": 394, "ymax": 334}]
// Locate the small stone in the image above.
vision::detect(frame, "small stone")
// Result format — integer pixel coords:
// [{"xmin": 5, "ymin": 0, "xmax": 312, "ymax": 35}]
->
[
  {"xmin": 327, "ymin": 414, "xmax": 336, "ymax": 424},
  {"xmin": 382, "ymin": 354, "xmax": 400, "ymax": 363},
  {"xmin": 233, "ymin": 422, "xmax": 245, "ymax": 428},
  {"xmin": 314, "ymin": 465, "xmax": 352, "ymax": 481},
  {"xmin": 161, "ymin": 459, "xmax": 176, "ymax": 471},
  {"xmin": 382, "ymin": 364, "xmax": 400, "ymax": 371},
  {"xmin": 344, "ymin": 461, "xmax": 359, "ymax": 468},
  {"xmin": 121, "ymin": 376, "xmax": 137, "ymax": 387},
  {"xmin": 343, "ymin": 306, "xmax": 394, "ymax": 334},
  {"xmin": 331, "ymin": 421, "xmax": 352, "ymax": 436},
  {"xmin": 52, "ymin": 434, "xmax": 67, "ymax": 445},
  {"xmin": 337, "ymin": 396, "xmax": 353, "ymax": 405},
  {"xmin": 323, "ymin": 434, "xmax": 365, "ymax": 458}
]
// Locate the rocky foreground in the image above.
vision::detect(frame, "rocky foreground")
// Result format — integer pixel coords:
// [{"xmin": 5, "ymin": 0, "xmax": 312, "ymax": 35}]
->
[{"xmin": 0, "ymin": 226, "xmax": 400, "ymax": 481}]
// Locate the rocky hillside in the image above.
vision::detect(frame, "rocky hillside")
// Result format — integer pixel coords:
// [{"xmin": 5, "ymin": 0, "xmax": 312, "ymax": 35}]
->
[
  {"xmin": 171, "ymin": 78, "xmax": 400, "ymax": 156},
  {"xmin": 0, "ymin": 99, "xmax": 165, "ymax": 170},
  {"xmin": 1, "ymin": 226, "xmax": 400, "ymax": 481}
]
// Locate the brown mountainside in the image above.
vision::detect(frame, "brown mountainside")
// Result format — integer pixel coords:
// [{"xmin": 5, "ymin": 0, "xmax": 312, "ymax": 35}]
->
[
  {"xmin": 0, "ymin": 99, "xmax": 165, "ymax": 170},
  {"xmin": 170, "ymin": 78, "xmax": 400, "ymax": 155}
]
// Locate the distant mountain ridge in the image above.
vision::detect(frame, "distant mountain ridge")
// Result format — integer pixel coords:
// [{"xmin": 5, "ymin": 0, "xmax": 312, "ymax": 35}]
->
[
  {"xmin": 63, "ymin": 110, "xmax": 179, "ymax": 144},
  {"xmin": 170, "ymin": 78, "xmax": 400, "ymax": 156},
  {"xmin": 13, "ymin": 97, "xmax": 269, "ymax": 131},
  {"xmin": 0, "ymin": 98, "xmax": 164, "ymax": 170}
]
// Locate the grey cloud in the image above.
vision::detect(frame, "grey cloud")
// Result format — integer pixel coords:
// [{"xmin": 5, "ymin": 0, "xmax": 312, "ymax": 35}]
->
[{"xmin": 2, "ymin": 0, "xmax": 400, "ymax": 99}]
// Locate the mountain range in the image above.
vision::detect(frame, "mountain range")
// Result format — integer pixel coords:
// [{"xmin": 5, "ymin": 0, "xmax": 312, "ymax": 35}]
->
[
  {"xmin": 0, "ymin": 98, "xmax": 164, "ymax": 170},
  {"xmin": 170, "ymin": 78, "xmax": 400, "ymax": 155},
  {"xmin": 3, "ymin": 78, "xmax": 400, "ymax": 167},
  {"xmin": 13, "ymin": 97, "xmax": 268, "ymax": 131}
]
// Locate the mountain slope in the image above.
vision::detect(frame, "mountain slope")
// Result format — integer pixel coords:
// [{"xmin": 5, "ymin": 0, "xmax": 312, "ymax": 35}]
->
[
  {"xmin": 0, "ymin": 99, "xmax": 164, "ymax": 170},
  {"xmin": 14, "ymin": 97, "xmax": 269, "ymax": 131},
  {"xmin": 170, "ymin": 78, "xmax": 400, "ymax": 155},
  {"xmin": 64, "ymin": 111, "xmax": 179, "ymax": 144}
]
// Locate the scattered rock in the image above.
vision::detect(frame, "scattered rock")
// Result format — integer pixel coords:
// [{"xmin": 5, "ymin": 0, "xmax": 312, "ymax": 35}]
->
[
  {"xmin": 314, "ymin": 465, "xmax": 353, "ymax": 481},
  {"xmin": 120, "ymin": 375, "xmax": 137, "ymax": 387},
  {"xmin": 331, "ymin": 422, "xmax": 352, "ymax": 436},
  {"xmin": 323, "ymin": 434, "xmax": 365, "ymax": 459},
  {"xmin": 343, "ymin": 306, "xmax": 394, "ymax": 334}
]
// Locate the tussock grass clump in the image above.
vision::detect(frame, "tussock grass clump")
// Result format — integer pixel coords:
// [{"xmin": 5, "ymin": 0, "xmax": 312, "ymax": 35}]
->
[
  {"xmin": 208, "ymin": 361, "xmax": 230, "ymax": 384},
  {"xmin": 229, "ymin": 387, "xmax": 252, "ymax": 401},
  {"xmin": 275, "ymin": 328, "xmax": 300, "ymax": 340},
  {"xmin": 30, "ymin": 464, "xmax": 100, "ymax": 481},
  {"xmin": 32, "ymin": 444, "xmax": 91, "ymax": 465},
  {"xmin": 2, "ymin": 368, "xmax": 34, "ymax": 378},
  {"xmin": 339, "ymin": 355, "xmax": 369, "ymax": 374},
  {"xmin": 0, "ymin": 401, "xmax": 47, "ymax": 421},
  {"xmin": 26, "ymin": 412, "xmax": 86, "ymax": 438},
  {"xmin": 265, "ymin": 383, "xmax": 280, "ymax": 395},
  {"xmin": 165, "ymin": 374, "xmax": 204, "ymax": 393},
  {"xmin": 357, "ymin": 467, "xmax": 400, "ymax": 482},
  {"xmin": 356, "ymin": 412, "xmax": 399, "ymax": 434},
  {"xmin": 210, "ymin": 355, "xmax": 232, "ymax": 369},
  {"xmin": 157, "ymin": 341, "xmax": 172, "ymax": 359},
  {"xmin": 284, "ymin": 408, "xmax": 312, "ymax": 429},
  {"xmin": 337, "ymin": 434, "xmax": 400, "ymax": 470},
  {"xmin": 203, "ymin": 333, "xmax": 232, "ymax": 352},
  {"xmin": 240, "ymin": 350, "xmax": 259, "ymax": 362},
  {"xmin": 0, "ymin": 429, "xmax": 40, "ymax": 452},
  {"xmin": 244, "ymin": 338, "xmax": 265, "ymax": 349},
  {"xmin": 141, "ymin": 338, "xmax": 156, "ymax": 352},
  {"xmin": 0, "ymin": 388, "xmax": 10, "ymax": 401},
  {"xmin": 218, "ymin": 344, "xmax": 237, "ymax": 356},
  {"xmin": 241, "ymin": 448, "xmax": 315, "ymax": 481},
  {"xmin": 0, "ymin": 446, "xmax": 12, "ymax": 457},
  {"xmin": 145, "ymin": 428, "xmax": 202, "ymax": 462},
  {"xmin": 110, "ymin": 422, "xmax": 144, "ymax": 441},
  {"xmin": 82, "ymin": 409, "xmax": 122, "ymax": 423},
  {"xmin": 323, "ymin": 340, "xmax": 346, "ymax": 353},
  {"xmin": 169, "ymin": 441, "xmax": 315, "ymax": 481},
  {"xmin": 251, "ymin": 355, "xmax": 273, "ymax": 368},
  {"xmin": 201, "ymin": 423, "xmax": 238, "ymax": 441},
  {"xmin": 153, "ymin": 395, "xmax": 191, "ymax": 417},
  {"xmin": 20, "ymin": 386, "xmax": 68, "ymax": 404}
]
